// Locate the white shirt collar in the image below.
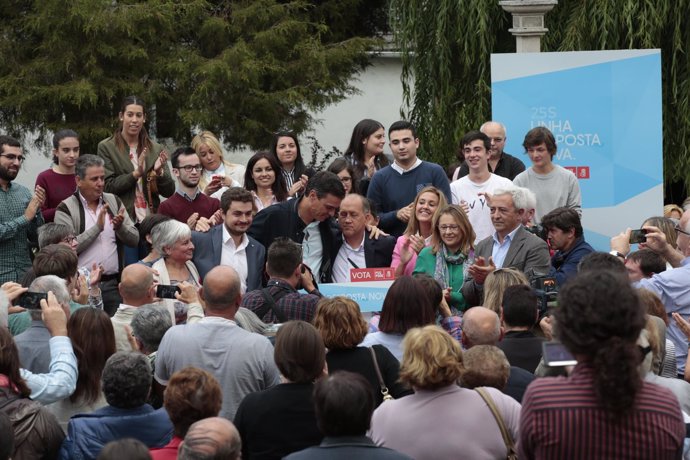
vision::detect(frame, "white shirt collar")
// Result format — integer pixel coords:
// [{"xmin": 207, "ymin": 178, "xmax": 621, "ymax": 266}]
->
[
  {"xmin": 222, "ymin": 225, "xmax": 249, "ymax": 250},
  {"xmin": 391, "ymin": 158, "xmax": 422, "ymax": 174}
]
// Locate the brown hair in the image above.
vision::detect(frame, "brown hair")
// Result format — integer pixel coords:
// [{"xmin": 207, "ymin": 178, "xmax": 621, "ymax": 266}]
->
[
  {"xmin": 274, "ymin": 321, "xmax": 326, "ymax": 383},
  {"xmin": 399, "ymin": 325, "xmax": 463, "ymax": 390},
  {"xmin": 164, "ymin": 367, "xmax": 223, "ymax": 438},
  {"xmin": 522, "ymin": 126, "xmax": 557, "ymax": 158},
  {"xmin": 0, "ymin": 328, "xmax": 31, "ymax": 397},
  {"xmin": 313, "ymin": 297, "xmax": 368, "ymax": 349},
  {"xmin": 460, "ymin": 345, "xmax": 510, "ymax": 391},
  {"xmin": 378, "ymin": 276, "xmax": 435, "ymax": 334},
  {"xmin": 638, "ymin": 288, "xmax": 669, "ymax": 326},
  {"xmin": 430, "ymin": 205, "xmax": 475, "ymax": 254},
  {"xmin": 68, "ymin": 308, "xmax": 116, "ymax": 404},
  {"xmin": 403, "ymin": 186, "xmax": 448, "ymax": 237},
  {"xmin": 114, "ymin": 95, "xmax": 153, "ymax": 155},
  {"xmin": 33, "ymin": 244, "xmax": 78, "ymax": 281}
]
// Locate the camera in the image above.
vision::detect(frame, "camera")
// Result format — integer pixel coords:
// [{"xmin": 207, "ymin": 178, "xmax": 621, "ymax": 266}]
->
[
  {"xmin": 525, "ymin": 224, "xmax": 547, "ymax": 242},
  {"xmin": 531, "ymin": 275, "xmax": 558, "ymax": 315}
]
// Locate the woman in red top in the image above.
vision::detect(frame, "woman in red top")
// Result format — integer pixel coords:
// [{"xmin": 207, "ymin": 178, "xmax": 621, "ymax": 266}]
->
[{"xmin": 35, "ymin": 129, "xmax": 80, "ymax": 222}]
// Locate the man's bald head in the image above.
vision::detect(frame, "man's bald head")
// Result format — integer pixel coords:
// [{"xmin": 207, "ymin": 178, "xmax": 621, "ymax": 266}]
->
[
  {"xmin": 119, "ymin": 264, "xmax": 154, "ymax": 306},
  {"xmin": 178, "ymin": 417, "xmax": 241, "ymax": 460},
  {"xmin": 462, "ymin": 306, "xmax": 502, "ymax": 348},
  {"xmin": 201, "ymin": 266, "xmax": 241, "ymax": 313}
]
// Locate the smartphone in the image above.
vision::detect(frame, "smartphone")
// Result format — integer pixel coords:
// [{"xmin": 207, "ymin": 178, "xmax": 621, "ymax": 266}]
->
[
  {"xmin": 629, "ymin": 228, "xmax": 648, "ymax": 244},
  {"xmin": 156, "ymin": 284, "xmax": 181, "ymax": 299},
  {"xmin": 212, "ymin": 175, "xmax": 224, "ymax": 182},
  {"xmin": 17, "ymin": 292, "xmax": 48, "ymax": 309},
  {"xmin": 542, "ymin": 341, "xmax": 577, "ymax": 367}
]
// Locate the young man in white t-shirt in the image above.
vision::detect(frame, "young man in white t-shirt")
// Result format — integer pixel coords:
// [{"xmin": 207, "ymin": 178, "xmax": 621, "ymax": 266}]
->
[{"xmin": 450, "ymin": 131, "xmax": 512, "ymax": 243}]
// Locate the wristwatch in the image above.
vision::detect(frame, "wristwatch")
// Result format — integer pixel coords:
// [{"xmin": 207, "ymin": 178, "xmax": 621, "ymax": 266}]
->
[{"xmin": 609, "ymin": 250, "xmax": 626, "ymax": 259}]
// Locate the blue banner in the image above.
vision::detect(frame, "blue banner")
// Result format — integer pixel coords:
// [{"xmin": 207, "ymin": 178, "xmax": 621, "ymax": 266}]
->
[{"xmin": 491, "ymin": 50, "xmax": 663, "ymax": 250}]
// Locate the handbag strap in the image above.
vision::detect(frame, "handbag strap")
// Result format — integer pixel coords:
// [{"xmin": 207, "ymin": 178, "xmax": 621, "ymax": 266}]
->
[
  {"xmin": 474, "ymin": 387, "xmax": 517, "ymax": 457},
  {"xmin": 368, "ymin": 347, "xmax": 390, "ymax": 398}
]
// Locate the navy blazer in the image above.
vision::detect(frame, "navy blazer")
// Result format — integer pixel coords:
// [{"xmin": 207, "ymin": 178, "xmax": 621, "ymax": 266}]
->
[
  {"xmin": 192, "ymin": 225, "xmax": 265, "ymax": 292},
  {"xmin": 333, "ymin": 232, "xmax": 396, "ymax": 270}
]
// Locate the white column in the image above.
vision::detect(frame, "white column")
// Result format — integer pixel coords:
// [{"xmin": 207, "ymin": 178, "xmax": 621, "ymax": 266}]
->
[{"xmin": 499, "ymin": 0, "xmax": 558, "ymax": 53}]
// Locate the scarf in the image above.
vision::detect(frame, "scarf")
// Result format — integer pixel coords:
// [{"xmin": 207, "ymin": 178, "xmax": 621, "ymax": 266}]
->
[{"xmin": 432, "ymin": 244, "xmax": 473, "ymax": 289}]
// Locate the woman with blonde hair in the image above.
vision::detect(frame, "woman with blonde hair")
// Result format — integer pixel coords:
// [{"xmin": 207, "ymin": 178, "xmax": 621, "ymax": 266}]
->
[
  {"xmin": 191, "ymin": 130, "xmax": 246, "ymax": 196},
  {"xmin": 391, "ymin": 186, "xmax": 448, "ymax": 277},
  {"xmin": 663, "ymin": 204, "xmax": 683, "ymax": 220},
  {"xmin": 369, "ymin": 325, "xmax": 520, "ymax": 460},
  {"xmin": 482, "ymin": 268, "xmax": 529, "ymax": 314},
  {"xmin": 313, "ymin": 297, "xmax": 411, "ymax": 406},
  {"xmin": 413, "ymin": 205, "xmax": 474, "ymax": 311}
]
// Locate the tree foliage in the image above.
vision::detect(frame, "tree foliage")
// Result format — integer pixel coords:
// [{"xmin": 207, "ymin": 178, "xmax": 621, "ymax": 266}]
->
[
  {"xmin": 0, "ymin": 0, "xmax": 378, "ymax": 154},
  {"xmin": 392, "ymin": 0, "xmax": 690, "ymax": 196}
]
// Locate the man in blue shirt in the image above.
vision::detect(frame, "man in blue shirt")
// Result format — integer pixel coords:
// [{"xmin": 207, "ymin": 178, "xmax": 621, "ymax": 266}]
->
[
  {"xmin": 541, "ymin": 207, "xmax": 594, "ymax": 286},
  {"xmin": 367, "ymin": 121, "xmax": 451, "ymax": 237}
]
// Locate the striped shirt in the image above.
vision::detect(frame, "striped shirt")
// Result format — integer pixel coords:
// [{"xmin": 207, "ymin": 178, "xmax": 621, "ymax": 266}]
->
[{"xmin": 519, "ymin": 363, "xmax": 685, "ymax": 459}]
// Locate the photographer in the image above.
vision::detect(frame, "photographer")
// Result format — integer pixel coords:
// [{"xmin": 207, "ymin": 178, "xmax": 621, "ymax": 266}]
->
[{"xmin": 541, "ymin": 207, "xmax": 594, "ymax": 286}]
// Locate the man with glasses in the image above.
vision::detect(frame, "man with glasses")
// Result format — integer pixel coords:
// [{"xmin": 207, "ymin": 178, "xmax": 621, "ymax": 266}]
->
[
  {"xmin": 158, "ymin": 147, "xmax": 221, "ymax": 229},
  {"xmin": 611, "ymin": 210, "xmax": 690, "ymax": 376},
  {"xmin": 331, "ymin": 194, "xmax": 396, "ymax": 283},
  {"xmin": 452, "ymin": 121, "xmax": 525, "ymax": 181},
  {"xmin": 0, "ymin": 135, "xmax": 45, "ymax": 284}
]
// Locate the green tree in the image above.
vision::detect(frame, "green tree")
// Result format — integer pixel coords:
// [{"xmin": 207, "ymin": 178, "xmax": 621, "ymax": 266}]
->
[
  {"xmin": 392, "ymin": 0, "xmax": 690, "ymax": 197},
  {"xmin": 0, "ymin": 0, "xmax": 377, "ymax": 154}
]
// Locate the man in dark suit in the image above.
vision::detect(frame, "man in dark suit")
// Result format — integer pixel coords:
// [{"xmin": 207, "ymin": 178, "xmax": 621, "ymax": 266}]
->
[
  {"xmin": 192, "ymin": 187, "xmax": 264, "ymax": 293},
  {"xmin": 331, "ymin": 194, "xmax": 396, "ymax": 283},
  {"xmin": 462, "ymin": 185, "xmax": 550, "ymax": 306},
  {"xmin": 248, "ymin": 171, "xmax": 345, "ymax": 284},
  {"xmin": 284, "ymin": 372, "xmax": 413, "ymax": 460},
  {"xmin": 497, "ymin": 285, "xmax": 544, "ymax": 373}
]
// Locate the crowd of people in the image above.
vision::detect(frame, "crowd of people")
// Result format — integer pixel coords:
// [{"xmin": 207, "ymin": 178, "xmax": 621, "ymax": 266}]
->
[{"xmin": 1, "ymin": 94, "xmax": 690, "ymax": 459}]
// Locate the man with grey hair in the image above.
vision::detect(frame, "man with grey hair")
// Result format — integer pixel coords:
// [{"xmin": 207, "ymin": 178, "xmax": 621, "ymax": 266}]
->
[
  {"xmin": 461, "ymin": 185, "xmax": 550, "ymax": 306},
  {"xmin": 178, "ymin": 417, "xmax": 242, "ymax": 460},
  {"xmin": 55, "ymin": 154, "xmax": 139, "ymax": 315},
  {"xmin": 59, "ymin": 352, "xmax": 173, "ymax": 458},
  {"xmin": 155, "ymin": 266, "xmax": 280, "ymax": 420},
  {"xmin": 131, "ymin": 304, "xmax": 173, "ymax": 358},
  {"xmin": 461, "ymin": 306, "xmax": 534, "ymax": 402},
  {"xmin": 452, "ymin": 121, "xmax": 525, "ymax": 181},
  {"xmin": 14, "ymin": 275, "xmax": 71, "ymax": 373}
]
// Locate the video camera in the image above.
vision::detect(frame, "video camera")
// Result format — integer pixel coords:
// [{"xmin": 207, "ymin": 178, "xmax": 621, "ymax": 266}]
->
[
  {"xmin": 531, "ymin": 275, "xmax": 558, "ymax": 316},
  {"xmin": 525, "ymin": 224, "xmax": 547, "ymax": 242}
]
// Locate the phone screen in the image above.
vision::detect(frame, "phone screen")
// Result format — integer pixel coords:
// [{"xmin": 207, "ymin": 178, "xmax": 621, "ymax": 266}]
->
[
  {"xmin": 629, "ymin": 229, "xmax": 647, "ymax": 244},
  {"xmin": 542, "ymin": 341, "xmax": 577, "ymax": 367},
  {"xmin": 156, "ymin": 285, "xmax": 181, "ymax": 299},
  {"xmin": 17, "ymin": 292, "xmax": 48, "ymax": 309}
]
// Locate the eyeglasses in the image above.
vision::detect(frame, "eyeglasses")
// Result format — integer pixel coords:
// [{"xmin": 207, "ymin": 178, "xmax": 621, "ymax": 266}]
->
[
  {"xmin": 340, "ymin": 176, "xmax": 352, "ymax": 183},
  {"xmin": 177, "ymin": 165, "xmax": 204, "ymax": 173},
  {"xmin": 438, "ymin": 225, "xmax": 460, "ymax": 233},
  {"xmin": 0, "ymin": 154, "xmax": 24, "ymax": 163},
  {"xmin": 489, "ymin": 137, "xmax": 504, "ymax": 143},
  {"xmin": 61, "ymin": 236, "xmax": 77, "ymax": 244},
  {"xmin": 675, "ymin": 225, "xmax": 690, "ymax": 236}
]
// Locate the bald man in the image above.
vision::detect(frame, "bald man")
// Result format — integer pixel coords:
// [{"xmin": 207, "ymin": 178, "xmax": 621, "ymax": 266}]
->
[
  {"xmin": 112, "ymin": 264, "xmax": 157, "ymax": 351},
  {"xmin": 461, "ymin": 306, "xmax": 534, "ymax": 402},
  {"xmin": 154, "ymin": 266, "xmax": 280, "ymax": 420},
  {"xmin": 178, "ymin": 417, "xmax": 242, "ymax": 460},
  {"xmin": 454, "ymin": 121, "xmax": 526, "ymax": 181}
]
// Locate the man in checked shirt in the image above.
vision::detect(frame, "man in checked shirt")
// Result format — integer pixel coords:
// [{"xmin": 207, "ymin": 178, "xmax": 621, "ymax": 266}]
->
[{"xmin": 0, "ymin": 135, "xmax": 45, "ymax": 283}]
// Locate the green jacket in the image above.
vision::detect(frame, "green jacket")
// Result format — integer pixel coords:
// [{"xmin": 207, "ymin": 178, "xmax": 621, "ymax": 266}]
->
[
  {"xmin": 413, "ymin": 246, "xmax": 468, "ymax": 311},
  {"xmin": 97, "ymin": 134, "xmax": 175, "ymax": 219}
]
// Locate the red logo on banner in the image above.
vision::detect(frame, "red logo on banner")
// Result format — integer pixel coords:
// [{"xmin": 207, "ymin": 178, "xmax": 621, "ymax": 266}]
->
[
  {"xmin": 564, "ymin": 166, "xmax": 590, "ymax": 179},
  {"xmin": 350, "ymin": 268, "xmax": 395, "ymax": 282}
]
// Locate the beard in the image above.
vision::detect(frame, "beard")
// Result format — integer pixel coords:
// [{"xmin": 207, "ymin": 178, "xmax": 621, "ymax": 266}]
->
[
  {"xmin": 180, "ymin": 176, "xmax": 200, "ymax": 188},
  {"xmin": 0, "ymin": 164, "xmax": 18, "ymax": 182}
]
